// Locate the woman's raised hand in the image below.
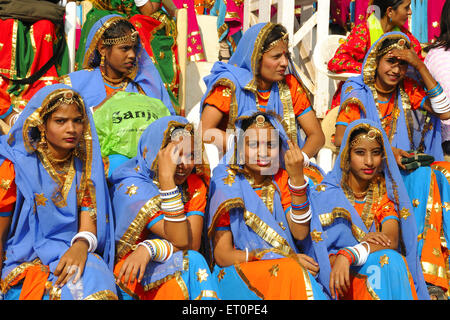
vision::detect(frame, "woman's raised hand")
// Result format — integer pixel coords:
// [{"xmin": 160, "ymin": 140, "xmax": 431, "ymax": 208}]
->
[
  {"xmin": 284, "ymin": 140, "xmax": 305, "ymax": 185},
  {"xmin": 157, "ymin": 140, "xmax": 182, "ymax": 190}
]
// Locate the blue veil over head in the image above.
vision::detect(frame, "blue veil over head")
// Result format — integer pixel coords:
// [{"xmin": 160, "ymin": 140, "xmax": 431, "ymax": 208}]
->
[
  {"xmin": 0, "ymin": 84, "xmax": 115, "ymax": 277},
  {"xmin": 65, "ymin": 14, "xmax": 175, "ymax": 114},
  {"xmin": 302, "ymin": 119, "xmax": 429, "ymax": 299},
  {"xmin": 340, "ymin": 31, "xmax": 443, "ymax": 161}
]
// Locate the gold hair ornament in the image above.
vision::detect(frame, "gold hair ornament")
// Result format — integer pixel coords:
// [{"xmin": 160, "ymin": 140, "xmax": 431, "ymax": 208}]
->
[
  {"xmin": 263, "ymin": 32, "xmax": 289, "ymax": 53},
  {"xmin": 103, "ymin": 30, "xmax": 139, "ymax": 46},
  {"xmin": 350, "ymin": 128, "xmax": 381, "ymax": 148},
  {"xmin": 254, "ymin": 114, "xmax": 267, "ymax": 127},
  {"xmin": 377, "ymin": 38, "xmax": 408, "ymax": 57}
]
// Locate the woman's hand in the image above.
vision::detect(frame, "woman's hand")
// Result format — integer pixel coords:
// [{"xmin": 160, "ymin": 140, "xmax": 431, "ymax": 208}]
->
[
  {"xmin": 391, "ymin": 48, "xmax": 423, "ymax": 70},
  {"xmin": 116, "ymin": 246, "xmax": 151, "ymax": 285},
  {"xmin": 157, "ymin": 140, "xmax": 182, "ymax": 190},
  {"xmin": 329, "ymin": 254, "xmax": 351, "ymax": 299},
  {"xmin": 391, "ymin": 147, "xmax": 409, "ymax": 170},
  {"xmin": 54, "ymin": 240, "xmax": 89, "ymax": 288},
  {"xmin": 297, "ymin": 254, "xmax": 319, "ymax": 276},
  {"xmin": 362, "ymin": 232, "xmax": 391, "ymax": 247},
  {"xmin": 284, "ymin": 140, "xmax": 305, "ymax": 186}
]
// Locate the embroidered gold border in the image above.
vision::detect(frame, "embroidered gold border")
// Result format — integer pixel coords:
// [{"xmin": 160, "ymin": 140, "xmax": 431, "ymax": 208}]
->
[
  {"xmin": 0, "ymin": 259, "xmax": 42, "ymax": 293},
  {"xmin": 234, "ymin": 264, "xmax": 265, "ymax": 299},
  {"xmin": 278, "ymin": 80, "xmax": 298, "ymax": 143},
  {"xmin": 116, "ymin": 195, "xmax": 161, "ymax": 260},
  {"xmin": 431, "ymin": 164, "xmax": 450, "ymax": 184},
  {"xmin": 319, "ymin": 207, "xmax": 367, "ymax": 242},
  {"xmin": 421, "ymin": 261, "xmax": 448, "ymax": 280},
  {"xmin": 351, "ymin": 272, "xmax": 381, "ymax": 300},
  {"xmin": 207, "ymin": 197, "xmax": 245, "ymax": 239},
  {"xmin": 243, "ymin": 209, "xmax": 294, "ymax": 256},
  {"xmin": 84, "ymin": 289, "xmax": 119, "ymax": 300}
]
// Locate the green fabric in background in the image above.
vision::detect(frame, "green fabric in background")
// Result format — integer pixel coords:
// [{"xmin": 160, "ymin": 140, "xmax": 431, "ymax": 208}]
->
[{"xmin": 93, "ymin": 91, "xmax": 171, "ymax": 158}]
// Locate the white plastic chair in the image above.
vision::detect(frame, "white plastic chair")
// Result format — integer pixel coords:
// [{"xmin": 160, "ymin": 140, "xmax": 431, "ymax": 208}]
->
[
  {"xmin": 316, "ymin": 106, "xmax": 339, "ymax": 174},
  {"xmin": 312, "ymin": 34, "xmax": 359, "ymax": 81}
]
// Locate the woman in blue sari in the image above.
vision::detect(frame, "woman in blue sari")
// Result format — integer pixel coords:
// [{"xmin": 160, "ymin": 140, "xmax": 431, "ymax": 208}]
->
[
  {"xmin": 303, "ymin": 119, "xmax": 429, "ymax": 300},
  {"xmin": 110, "ymin": 115, "xmax": 219, "ymax": 300},
  {"xmin": 61, "ymin": 14, "xmax": 176, "ymax": 175},
  {"xmin": 0, "ymin": 84, "xmax": 117, "ymax": 300},
  {"xmin": 61, "ymin": 14, "xmax": 174, "ymax": 115},
  {"xmin": 335, "ymin": 31, "xmax": 450, "ymax": 162},
  {"xmin": 336, "ymin": 31, "xmax": 450, "ymax": 298},
  {"xmin": 206, "ymin": 111, "xmax": 327, "ymax": 300},
  {"xmin": 199, "ymin": 22, "xmax": 325, "ymax": 185}
]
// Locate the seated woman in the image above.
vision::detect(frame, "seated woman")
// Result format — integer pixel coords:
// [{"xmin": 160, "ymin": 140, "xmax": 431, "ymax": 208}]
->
[
  {"xmin": 79, "ymin": 0, "xmax": 197, "ymax": 108},
  {"xmin": 303, "ymin": 119, "xmax": 429, "ymax": 300},
  {"xmin": 207, "ymin": 111, "xmax": 327, "ymax": 300},
  {"xmin": 327, "ymin": 0, "xmax": 424, "ymax": 111},
  {"xmin": 335, "ymin": 31, "xmax": 450, "ymax": 163},
  {"xmin": 62, "ymin": 14, "xmax": 174, "ymax": 115},
  {"xmin": 200, "ymin": 22, "xmax": 325, "ymax": 184},
  {"xmin": 110, "ymin": 115, "xmax": 218, "ymax": 300},
  {"xmin": 0, "ymin": 84, "xmax": 117, "ymax": 300},
  {"xmin": 62, "ymin": 14, "xmax": 176, "ymax": 174}
]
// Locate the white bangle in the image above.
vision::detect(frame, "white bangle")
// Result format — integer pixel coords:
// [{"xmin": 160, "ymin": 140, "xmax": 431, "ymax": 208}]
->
[
  {"xmin": 245, "ymin": 248, "xmax": 249, "ymax": 262},
  {"xmin": 71, "ymin": 231, "xmax": 97, "ymax": 253},
  {"xmin": 430, "ymin": 93, "xmax": 450, "ymax": 113},
  {"xmin": 288, "ymin": 176, "xmax": 309, "ymax": 190},
  {"xmin": 137, "ymin": 241, "xmax": 153, "ymax": 259},
  {"xmin": 163, "ymin": 215, "xmax": 187, "ymax": 222},
  {"xmin": 353, "ymin": 241, "xmax": 370, "ymax": 266},
  {"xmin": 134, "ymin": 0, "xmax": 149, "ymax": 7},
  {"xmin": 302, "ymin": 151, "xmax": 310, "ymax": 167},
  {"xmin": 289, "ymin": 207, "xmax": 312, "ymax": 224}
]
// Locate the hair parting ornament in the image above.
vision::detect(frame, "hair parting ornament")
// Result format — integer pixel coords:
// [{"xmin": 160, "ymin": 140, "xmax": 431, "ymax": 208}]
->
[
  {"xmin": 102, "ymin": 30, "xmax": 139, "ymax": 46},
  {"xmin": 263, "ymin": 32, "xmax": 289, "ymax": 53},
  {"xmin": 45, "ymin": 90, "xmax": 81, "ymax": 116},
  {"xmin": 377, "ymin": 38, "xmax": 407, "ymax": 57},
  {"xmin": 350, "ymin": 128, "xmax": 382, "ymax": 149}
]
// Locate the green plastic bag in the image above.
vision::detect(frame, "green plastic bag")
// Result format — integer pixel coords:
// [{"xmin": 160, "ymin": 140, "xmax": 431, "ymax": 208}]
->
[{"xmin": 93, "ymin": 91, "xmax": 171, "ymax": 158}]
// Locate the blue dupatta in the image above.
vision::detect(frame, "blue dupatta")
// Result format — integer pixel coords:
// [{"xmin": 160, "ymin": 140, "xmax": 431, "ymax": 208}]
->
[
  {"xmin": 200, "ymin": 23, "xmax": 308, "ymax": 147},
  {"xmin": 63, "ymin": 14, "xmax": 175, "ymax": 115},
  {"xmin": 110, "ymin": 115, "xmax": 200, "ymax": 288},
  {"xmin": 0, "ymin": 84, "xmax": 115, "ymax": 278},
  {"xmin": 302, "ymin": 119, "xmax": 429, "ymax": 299},
  {"xmin": 207, "ymin": 111, "xmax": 300, "ymax": 261},
  {"xmin": 340, "ymin": 31, "xmax": 443, "ymax": 161}
]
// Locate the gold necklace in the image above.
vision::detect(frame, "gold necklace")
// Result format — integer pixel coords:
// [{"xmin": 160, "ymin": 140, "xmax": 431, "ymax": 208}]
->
[{"xmin": 100, "ymin": 67, "xmax": 126, "ymax": 85}]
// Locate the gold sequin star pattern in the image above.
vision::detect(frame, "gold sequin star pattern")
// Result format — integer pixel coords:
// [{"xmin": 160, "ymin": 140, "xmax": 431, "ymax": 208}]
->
[
  {"xmin": 311, "ymin": 229, "xmax": 323, "ymax": 243},
  {"xmin": 379, "ymin": 254, "xmax": 389, "ymax": 267},
  {"xmin": 196, "ymin": 268, "xmax": 209, "ymax": 283},
  {"xmin": 412, "ymin": 199, "xmax": 420, "ymax": 208},
  {"xmin": 223, "ymin": 169, "xmax": 236, "ymax": 187},
  {"xmin": 35, "ymin": 193, "xmax": 48, "ymax": 207},
  {"xmin": 442, "ymin": 202, "xmax": 450, "ymax": 212},
  {"xmin": 0, "ymin": 179, "xmax": 11, "ymax": 191},
  {"xmin": 399, "ymin": 208, "xmax": 410, "ymax": 220},
  {"xmin": 125, "ymin": 184, "xmax": 138, "ymax": 196},
  {"xmin": 315, "ymin": 184, "xmax": 326, "ymax": 192},
  {"xmin": 142, "ymin": 146, "xmax": 148, "ymax": 160},
  {"xmin": 345, "ymin": 86, "xmax": 354, "ymax": 94},
  {"xmin": 44, "ymin": 34, "xmax": 52, "ymax": 43},
  {"xmin": 269, "ymin": 264, "xmax": 279, "ymax": 277},
  {"xmin": 217, "ymin": 269, "xmax": 226, "ymax": 282}
]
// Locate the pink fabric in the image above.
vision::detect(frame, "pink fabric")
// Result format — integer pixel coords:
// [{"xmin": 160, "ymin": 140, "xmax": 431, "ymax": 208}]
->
[
  {"xmin": 173, "ymin": 0, "xmax": 206, "ymax": 61},
  {"xmin": 425, "ymin": 47, "xmax": 450, "ymax": 141},
  {"xmin": 428, "ymin": 0, "xmax": 446, "ymax": 43},
  {"xmin": 225, "ymin": 0, "xmax": 243, "ymax": 37}
]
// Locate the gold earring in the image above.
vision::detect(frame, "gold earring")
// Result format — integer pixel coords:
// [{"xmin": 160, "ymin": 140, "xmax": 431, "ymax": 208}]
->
[{"xmin": 100, "ymin": 55, "xmax": 105, "ymax": 67}]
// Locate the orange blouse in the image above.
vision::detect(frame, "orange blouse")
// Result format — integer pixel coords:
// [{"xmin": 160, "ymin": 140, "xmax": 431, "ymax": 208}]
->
[
  {"xmin": 216, "ymin": 169, "xmax": 291, "ymax": 229},
  {"xmin": 336, "ymin": 78, "xmax": 427, "ymax": 136},
  {"xmin": 204, "ymin": 74, "xmax": 312, "ymax": 118},
  {"xmin": 353, "ymin": 192, "xmax": 399, "ymax": 232},
  {"xmin": 0, "ymin": 159, "xmax": 94, "ymax": 216}
]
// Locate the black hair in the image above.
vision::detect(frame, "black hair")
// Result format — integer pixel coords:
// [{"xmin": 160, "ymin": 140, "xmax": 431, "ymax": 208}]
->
[
  {"xmin": 377, "ymin": 36, "xmax": 411, "ymax": 55},
  {"xmin": 101, "ymin": 19, "xmax": 136, "ymax": 48},
  {"xmin": 371, "ymin": 0, "xmax": 406, "ymax": 18},
  {"xmin": 426, "ymin": 0, "xmax": 450, "ymax": 51},
  {"xmin": 90, "ymin": 19, "xmax": 137, "ymax": 67},
  {"xmin": 261, "ymin": 24, "xmax": 288, "ymax": 53}
]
